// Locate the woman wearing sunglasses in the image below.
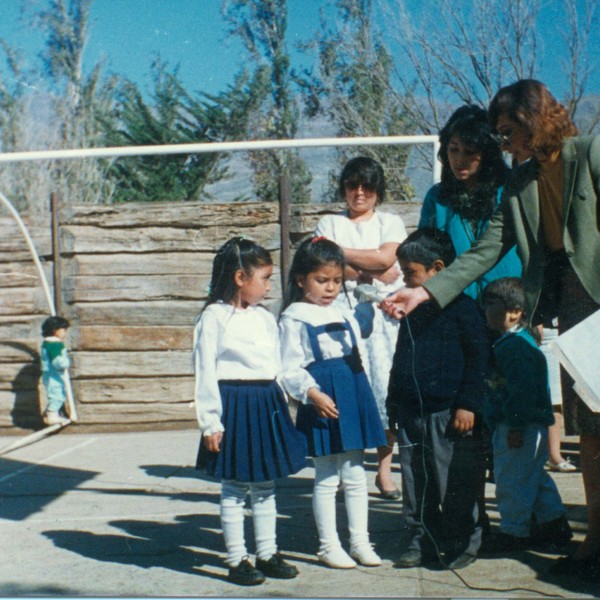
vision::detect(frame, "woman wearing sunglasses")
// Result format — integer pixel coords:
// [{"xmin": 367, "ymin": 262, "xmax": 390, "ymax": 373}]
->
[
  {"xmin": 314, "ymin": 156, "xmax": 408, "ymax": 500},
  {"xmin": 382, "ymin": 79, "xmax": 600, "ymax": 580}
]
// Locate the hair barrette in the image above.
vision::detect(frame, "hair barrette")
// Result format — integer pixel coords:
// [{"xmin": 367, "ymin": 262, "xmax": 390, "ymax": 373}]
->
[{"xmin": 312, "ymin": 236, "xmax": 327, "ymax": 244}]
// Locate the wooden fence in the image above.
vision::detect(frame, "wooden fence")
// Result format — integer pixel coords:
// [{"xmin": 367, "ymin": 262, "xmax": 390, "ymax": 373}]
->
[{"xmin": 0, "ymin": 199, "xmax": 421, "ymax": 433}]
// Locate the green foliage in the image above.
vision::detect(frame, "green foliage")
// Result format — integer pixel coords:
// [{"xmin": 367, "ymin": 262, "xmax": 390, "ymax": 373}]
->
[
  {"xmin": 298, "ymin": 0, "xmax": 414, "ymax": 201},
  {"xmin": 222, "ymin": 0, "xmax": 312, "ymax": 203}
]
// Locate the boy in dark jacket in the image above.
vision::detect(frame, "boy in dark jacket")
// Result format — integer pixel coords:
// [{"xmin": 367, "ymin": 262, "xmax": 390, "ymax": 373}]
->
[
  {"xmin": 482, "ymin": 277, "xmax": 571, "ymax": 552},
  {"xmin": 387, "ymin": 228, "xmax": 489, "ymax": 570}
]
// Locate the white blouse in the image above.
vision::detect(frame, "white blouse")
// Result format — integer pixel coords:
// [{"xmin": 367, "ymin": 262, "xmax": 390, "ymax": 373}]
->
[
  {"xmin": 193, "ymin": 301, "xmax": 281, "ymax": 436},
  {"xmin": 279, "ymin": 302, "xmax": 371, "ymax": 404},
  {"xmin": 315, "ymin": 210, "xmax": 407, "ymax": 295}
]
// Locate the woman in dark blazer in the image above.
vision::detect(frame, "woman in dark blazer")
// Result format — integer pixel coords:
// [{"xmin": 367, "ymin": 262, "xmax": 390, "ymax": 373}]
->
[{"xmin": 383, "ymin": 80, "xmax": 600, "ymax": 578}]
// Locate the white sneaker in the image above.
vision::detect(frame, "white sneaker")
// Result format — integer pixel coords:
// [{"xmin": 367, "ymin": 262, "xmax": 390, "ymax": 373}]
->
[
  {"xmin": 318, "ymin": 546, "xmax": 357, "ymax": 569},
  {"xmin": 350, "ymin": 543, "xmax": 382, "ymax": 567},
  {"xmin": 546, "ymin": 458, "xmax": 577, "ymax": 473},
  {"xmin": 44, "ymin": 412, "xmax": 70, "ymax": 426}
]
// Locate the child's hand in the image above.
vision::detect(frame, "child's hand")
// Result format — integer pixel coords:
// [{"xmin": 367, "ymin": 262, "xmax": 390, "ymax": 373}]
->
[
  {"xmin": 308, "ymin": 388, "xmax": 339, "ymax": 419},
  {"xmin": 507, "ymin": 429, "xmax": 524, "ymax": 449},
  {"xmin": 203, "ymin": 431, "xmax": 223, "ymax": 452},
  {"xmin": 452, "ymin": 409, "xmax": 475, "ymax": 434}
]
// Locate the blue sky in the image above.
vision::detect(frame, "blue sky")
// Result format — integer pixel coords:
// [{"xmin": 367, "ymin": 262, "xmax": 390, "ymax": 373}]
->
[{"xmin": 0, "ymin": 0, "xmax": 598, "ymax": 101}]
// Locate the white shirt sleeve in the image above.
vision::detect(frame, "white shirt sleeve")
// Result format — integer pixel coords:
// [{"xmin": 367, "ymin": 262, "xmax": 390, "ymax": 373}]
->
[
  {"xmin": 379, "ymin": 212, "xmax": 407, "ymax": 244},
  {"xmin": 193, "ymin": 310, "xmax": 226, "ymax": 437},
  {"xmin": 314, "ymin": 214, "xmax": 336, "ymax": 239},
  {"xmin": 278, "ymin": 315, "xmax": 319, "ymax": 404}
]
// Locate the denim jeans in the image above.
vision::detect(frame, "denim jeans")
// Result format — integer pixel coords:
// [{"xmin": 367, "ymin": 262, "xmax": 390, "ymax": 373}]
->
[{"xmin": 493, "ymin": 423, "xmax": 565, "ymax": 537}]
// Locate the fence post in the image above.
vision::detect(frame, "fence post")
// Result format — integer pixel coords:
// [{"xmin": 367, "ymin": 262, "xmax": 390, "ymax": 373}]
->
[
  {"xmin": 50, "ymin": 192, "xmax": 64, "ymax": 317},
  {"xmin": 279, "ymin": 173, "xmax": 292, "ymax": 294}
]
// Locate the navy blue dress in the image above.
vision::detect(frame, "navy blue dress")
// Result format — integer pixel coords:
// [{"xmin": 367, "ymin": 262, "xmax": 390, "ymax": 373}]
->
[{"xmin": 295, "ymin": 320, "xmax": 386, "ymax": 457}]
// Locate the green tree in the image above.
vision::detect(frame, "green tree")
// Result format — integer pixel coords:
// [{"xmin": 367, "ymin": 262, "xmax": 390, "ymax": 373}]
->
[
  {"xmin": 299, "ymin": 0, "xmax": 414, "ymax": 201},
  {"xmin": 104, "ymin": 61, "xmax": 269, "ymax": 202},
  {"xmin": 33, "ymin": 0, "xmax": 119, "ymax": 204},
  {"xmin": 222, "ymin": 0, "xmax": 312, "ymax": 203}
]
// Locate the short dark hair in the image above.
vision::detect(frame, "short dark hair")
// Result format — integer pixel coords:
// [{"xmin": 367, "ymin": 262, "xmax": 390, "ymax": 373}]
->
[
  {"xmin": 396, "ymin": 228, "xmax": 456, "ymax": 269},
  {"xmin": 41, "ymin": 316, "xmax": 70, "ymax": 337},
  {"xmin": 482, "ymin": 277, "xmax": 525, "ymax": 314},
  {"xmin": 338, "ymin": 156, "xmax": 386, "ymax": 203}
]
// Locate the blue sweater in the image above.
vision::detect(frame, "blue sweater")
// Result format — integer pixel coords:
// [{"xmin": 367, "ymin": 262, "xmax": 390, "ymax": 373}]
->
[
  {"xmin": 386, "ymin": 294, "xmax": 489, "ymax": 420},
  {"xmin": 419, "ymin": 184, "xmax": 522, "ymax": 302},
  {"xmin": 484, "ymin": 327, "xmax": 554, "ymax": 431}
]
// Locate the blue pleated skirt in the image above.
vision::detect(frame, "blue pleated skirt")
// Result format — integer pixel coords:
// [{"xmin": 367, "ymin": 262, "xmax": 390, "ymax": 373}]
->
[
  {"xmin": 196, "ymin": 379, "xmax": 307, "ymax": 482},
  {"xmin": 296, "ymin": 356, "xmax": 386, "ymax": 457}
]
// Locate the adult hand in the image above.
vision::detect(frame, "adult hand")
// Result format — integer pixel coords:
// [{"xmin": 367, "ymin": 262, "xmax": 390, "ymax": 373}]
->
[
  {"xmin": 452, "ymin": 409, "xmax": 475, "ymax": 434},
  {"xmin": 374, "ymin": 264, "xmax": 401, "ymax": 285},
  {"xmin": 308, "ymin": 388, "xmax": 339, "ymax": 419},
  {"xmin": 379, "ymin": 286, "xmax": 431, "ymax": 319},
  {"xmin": 204, "ymin": 431, "xmax": 223, "ymax": 453}
]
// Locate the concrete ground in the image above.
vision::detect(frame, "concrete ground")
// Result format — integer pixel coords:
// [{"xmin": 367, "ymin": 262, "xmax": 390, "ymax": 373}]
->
[{"xmin": 0, "ymin": 428, "xmax": 597, "ymax": 598}]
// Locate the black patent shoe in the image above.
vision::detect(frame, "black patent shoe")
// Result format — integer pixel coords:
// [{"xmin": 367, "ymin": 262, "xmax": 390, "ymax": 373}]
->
[
  {"xmin": 228, "ymin": 557, "xmax": 265, "ymax": 586},
  {"xmin": 256, "ymin": 553, "xmax": 299, "ymax": 579},
  {"xmin": 374, "ymin": 475, "xmax": 401, "ymax": 500}
]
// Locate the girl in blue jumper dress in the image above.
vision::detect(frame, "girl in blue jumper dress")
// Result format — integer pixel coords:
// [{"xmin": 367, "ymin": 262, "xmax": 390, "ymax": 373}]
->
[
  {"xmin": 193, "ymin": 237, "xmax": 306, "ymax": 586},
  {"xmin": 279, "ymin": 237, "xmax": 386, "ymax": 569}
]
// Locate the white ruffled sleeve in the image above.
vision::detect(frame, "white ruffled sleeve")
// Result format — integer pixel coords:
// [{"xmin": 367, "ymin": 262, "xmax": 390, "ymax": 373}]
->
[
  {"xmin": 193, "ymin": 310, "xmax": 226, "ymax": 436},
  {"xmin": 278, "ymin": 315, "xmax": 318, "ymax": 404}
]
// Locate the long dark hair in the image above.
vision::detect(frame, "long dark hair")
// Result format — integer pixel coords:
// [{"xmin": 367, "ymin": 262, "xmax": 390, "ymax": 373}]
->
[
  {"xmin": 283, "ymin": 237, "xmax": 346, "ymax": 310},
  {"xmin": 438, "ymin": 105, "xmax": 509, "ymax": 223},
  {"xmin": 205, "ymin": 237, "xmax": 272, "ymax": 308}
]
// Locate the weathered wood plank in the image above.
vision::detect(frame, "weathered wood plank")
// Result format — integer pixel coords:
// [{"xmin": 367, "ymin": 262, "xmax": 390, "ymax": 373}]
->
[
  {"xmin": 64, "ymin": 202, "xmax": 279, "ymax": 228},
  {"xmin": 73, "ymin": 376, "xmax": 193, "ymax": 403},
  {"xmin": 60, "ymin": 223, "xmax": 281, "ymax": 253},
  {"xmin": 70, "ymin": 351, "xmax": 193, "ymax": 378},
  {"xmin": 0, "ymin": 262, "xmax": 53, "ymax": 288},
  {"xmin": 73, "ymin": 301, "xmax": 204, "ymax": 326},
  {"xmin": 0, "ymin": 340, "xmax": 40, "ymax": 362},
  {"xmin": 64, "ymin": 274, "xmax": 211, "ymax": 303},
  {"xmin": 67, "ymin": 252, "xmax": 214, "ymax": 276},
  {"xmin": 0, "ymin": 318, "xmax": 44, "ymax": 339},
  {"xmin": 0, "ymin": 288, "xmax": 51, "ymax": 316},
  {"xmin": 0, "ymin": 362, "xmax": 40, "ymax": 390},
  {"xmin": 74, "ymin": 326, "xmax": 192, "ymax": 351}
]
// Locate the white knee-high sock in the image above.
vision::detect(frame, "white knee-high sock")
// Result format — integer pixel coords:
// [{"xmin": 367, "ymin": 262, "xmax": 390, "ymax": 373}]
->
[
  {"xmin": 250, "ymin": 480, "xmax": 278, "ymax": 560},
  {"xmin": 221, "ymin": 479, "xmax": 249, "ymax": 567},
  {"xmin": 313, "ymin": 454, "xmax": 342, "ymax": 553},
  {"xmin": 342, "ymin": 450, "xmax": 370, "ymax": 548}
]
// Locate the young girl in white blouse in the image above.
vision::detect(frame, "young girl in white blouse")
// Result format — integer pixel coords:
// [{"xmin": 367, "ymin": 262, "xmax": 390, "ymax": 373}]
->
[
  {"xmin": 193, "ymin": 237, "xmax": 306, "ymax": 586},
  {"xmin": 279, "ymin": 237, "xmax": 386, "ymax": 569}
]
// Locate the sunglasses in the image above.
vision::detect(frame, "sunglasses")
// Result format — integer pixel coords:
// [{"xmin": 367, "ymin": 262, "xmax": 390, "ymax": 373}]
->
[
  {"xmin": 490, "ymin": 129, "xmax": 514, "ymax": 145},
  {"xmin": 344, "ymin": 179, "xmax": 377, "ymax": 192}
]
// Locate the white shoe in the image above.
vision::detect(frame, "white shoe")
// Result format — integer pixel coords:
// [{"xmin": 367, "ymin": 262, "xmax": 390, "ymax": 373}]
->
[
  {"xmin": 43, "ymin": 412, "xmax": 70, "ymax": 426},
  {"xmin": 350, "ymin": 543, "xmax": 382, "ymax": 567},
  {"xmin": 318, "ymin": 546, "xmax": 357, "ymax": 569},
  {"xmin": 546, "ymin": 458, "xmax": 577, "ymax": 473}
]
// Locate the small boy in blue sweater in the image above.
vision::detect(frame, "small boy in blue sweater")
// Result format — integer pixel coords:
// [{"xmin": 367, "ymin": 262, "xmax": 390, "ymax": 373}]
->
[
  {"xmin": 386, "ymin": 228, "xmax": 489, "ymax": 570},
  {"xmin": 482, "ymin": 277, "xmax": 571, "ymax": 552},
  {"xmin": 41, "ymin": 316, "xmax": 71, "ymax": 426}
]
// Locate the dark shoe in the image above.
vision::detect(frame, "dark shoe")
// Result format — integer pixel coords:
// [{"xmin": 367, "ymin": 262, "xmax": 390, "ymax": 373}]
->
[
  {"xmin": 394, "ymin": 548, "xmax": 423, "ymax": 568},
  {"xmin": 374, "ymin": 475, "xmax": 401, "ymax": 500},
  {"xmin": 531, "ymin": 515, "xmax": 573, "ymax": 549},
  {"xmin": 228, "ymin": 557, "xmax": 265, "ymax": 586},
  {"xmin": 446, "ymin": 552, "xmax": 477, "ymax": 570},
  {"xmin": 256, "ymin": 553, "xmax": 298, "ymax": 579},
  {"xmin": 481, "ymin": 531, "xmax": 530, "ymax": 553}
]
